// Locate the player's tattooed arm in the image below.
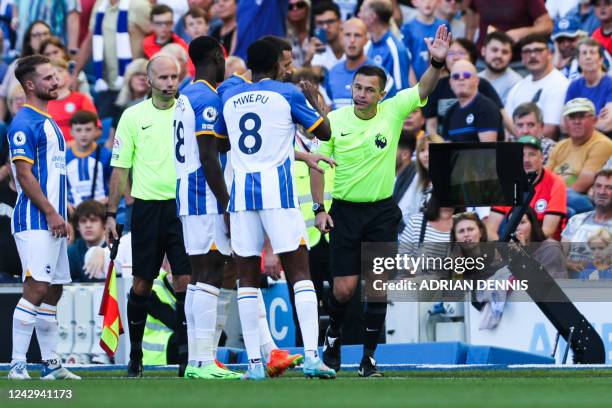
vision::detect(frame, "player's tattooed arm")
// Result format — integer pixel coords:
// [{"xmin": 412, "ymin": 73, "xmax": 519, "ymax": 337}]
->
[
  {"xmin": 13, "ymin": 160, "xmax": 67, "ymax": 237},
  {"xmin": 198, "ymin": 135, "xmax": 229, "ymax": 210}
]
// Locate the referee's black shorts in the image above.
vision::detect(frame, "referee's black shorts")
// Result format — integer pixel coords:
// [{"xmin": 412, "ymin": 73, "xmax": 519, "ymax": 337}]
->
[
  {"xmin": 328, "ymin": 197, "xmax": 401, "ymax": 278},
  {"xmin": 131, "ymin": 199, "xmax": 190, "ymax": 281}
]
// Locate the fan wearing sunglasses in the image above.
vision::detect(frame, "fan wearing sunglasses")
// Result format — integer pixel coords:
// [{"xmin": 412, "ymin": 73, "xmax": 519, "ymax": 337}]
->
[{"xmin": 441, "ymin": 59, "xmax": 501, "ymax": 142}]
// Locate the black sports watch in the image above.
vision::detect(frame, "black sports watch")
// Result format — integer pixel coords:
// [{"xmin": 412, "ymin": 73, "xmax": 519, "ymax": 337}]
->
[{"xmin": 312, "ymin": 202, "xmax": 325, "ymax": 215}]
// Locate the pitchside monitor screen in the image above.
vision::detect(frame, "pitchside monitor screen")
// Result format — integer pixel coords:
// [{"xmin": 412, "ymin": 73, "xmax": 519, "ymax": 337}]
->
[{"xmin": 429, "ymin": 143, "xmax": 528, "ymax": 207}]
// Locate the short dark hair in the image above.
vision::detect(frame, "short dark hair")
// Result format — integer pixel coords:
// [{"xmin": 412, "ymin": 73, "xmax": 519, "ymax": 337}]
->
[
  {"xmin": 260, "ymin": 35, "xmax": 292, "ymax": 53},
  {"xmin": 512, "ymin": 102, "xmax": 543, "ymax": 124},
  {"xmin": 519, "ymin": 33, "xmax": 550, "ymax": 51},
  {"xmin": 354, "ymin": 64, "xmax": 387, "ymax": 91},
  {"xmin": 483, "ymin": 31, "xmax": 514, "ymax": 48},
  {"xmin": 39, "ymin": 36, "xmax": 67, "ymax": 60},
  {"xmin": 313, "ymin": 1, "xmax": 340, "ymax": 19},
  {"xmin": 452, "ymin": 38, "xmax": 479, "ymax": 64},
  {"xmin": 188, "ymin": 35, "xmax": 222, "ymax": 66},
  {"xmin": 247, "ymin": 40, "xmax": 280, "ymax": 74},
  {"xmin": 151, "ymin": 4, "xmax": 173, "ymax": 20},
  {"xmin": 71, "ymin": 200, "xmax": 106, "ymax": 231},
  {"xmin": 184, "ymin": 6, "xmax": 208, "ymax": 22},
  {"xmin": 70, "ymin": 110, "xmax": 99, "ymax": 127},
  {"xmin": 15, "ymin": 54, "xmax": 51, "ymax": 88},
  {"xmin": 368, "ymin": 0, "xmax": 393, "ymax": 24},
  {"xmin": 595, "ymin": 168, "xmax": 612, "ymax": 180},
  {"xmin": 398, "ymin": 130, "xmax": 416, "ymax": 153},
  {"xmin": 523, "ymin": 207, "xmax": 547, "ymax": 243},
  {"xmin": 451, "ymin": 212, "xmax": 488, "ymax": 244}
]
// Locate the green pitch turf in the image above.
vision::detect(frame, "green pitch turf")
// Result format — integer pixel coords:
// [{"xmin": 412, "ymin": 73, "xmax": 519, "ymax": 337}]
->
[{"xmin": 2, "ymin": 369, "xmax": 612, "ymax": 408}]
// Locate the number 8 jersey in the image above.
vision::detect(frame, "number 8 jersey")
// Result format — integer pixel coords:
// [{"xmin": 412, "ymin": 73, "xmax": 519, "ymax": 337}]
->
[
  {"xmin": 174, "ymin": 80, "xmax": 226, "ymax": 215},
  {"xmin": 215, "ymin": 80, "xmax": 322, "ymax": 212}
]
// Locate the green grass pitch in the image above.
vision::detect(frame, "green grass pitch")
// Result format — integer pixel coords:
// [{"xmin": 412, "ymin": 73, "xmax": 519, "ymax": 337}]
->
[{"xmin": 2, "ymin": 369, "xmax": 612, "ymax": 408}]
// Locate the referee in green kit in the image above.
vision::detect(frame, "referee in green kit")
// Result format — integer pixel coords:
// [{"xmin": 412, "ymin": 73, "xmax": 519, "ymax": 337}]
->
[
  {"xmin": 311, "ymin": 25, "xmax": 451, "ymax": 377},
  {"xmin": 105, "ymin": 54, "xmax": 190, "ymax": 377}
]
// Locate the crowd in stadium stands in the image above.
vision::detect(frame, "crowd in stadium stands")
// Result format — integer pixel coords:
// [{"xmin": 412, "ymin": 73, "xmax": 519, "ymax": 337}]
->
[{"xmin": 0, "ymin": 0, "xmax": 611, "ymax": 327}]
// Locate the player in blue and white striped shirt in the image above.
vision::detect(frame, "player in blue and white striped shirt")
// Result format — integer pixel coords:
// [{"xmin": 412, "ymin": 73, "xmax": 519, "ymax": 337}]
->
[{"xmin": 7, "ymin": 55, "xmax": 79, "ymax": 381}]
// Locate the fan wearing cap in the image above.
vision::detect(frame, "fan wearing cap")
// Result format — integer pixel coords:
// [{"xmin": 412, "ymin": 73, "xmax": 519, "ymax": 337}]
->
[
  {"xmin": 552, "ymin": 17, "xmax": 586, "ymax": 80},
  {"xmin": 486, "ymin": 135, "xmax": 567, "ymax": 241},
  {"xmin": 547, "ymin": 97, "xmax": 612, "ymax": 216}
]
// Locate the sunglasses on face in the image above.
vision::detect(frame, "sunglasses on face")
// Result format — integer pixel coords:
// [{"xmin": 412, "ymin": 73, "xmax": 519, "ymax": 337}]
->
[
  {"xmin": 451, "ymin": 71, "xmax": 472, "ymax": 80},
  {"xmin": 289, "ymin": 1, "xmax": 307, "ymax": 10}
]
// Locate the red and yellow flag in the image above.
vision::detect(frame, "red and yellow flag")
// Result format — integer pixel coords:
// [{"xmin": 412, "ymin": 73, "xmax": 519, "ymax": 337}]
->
[{"xmin": 99, "ymin": 265, "xmax": 123, "ymax": 356}]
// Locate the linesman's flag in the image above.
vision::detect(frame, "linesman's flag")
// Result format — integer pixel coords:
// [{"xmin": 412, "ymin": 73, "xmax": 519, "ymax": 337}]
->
[{"xmin": 99, "ymin": 225, "xmax": 124, "ymax": 356}]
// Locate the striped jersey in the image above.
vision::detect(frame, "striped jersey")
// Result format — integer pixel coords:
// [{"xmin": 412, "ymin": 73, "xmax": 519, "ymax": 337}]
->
[
  {"xmin": 66, "ymin": 145, "xmax": 112, "ymax": 206},
  {"xmin": 365, "ymin": 31, "xmax": 411, "ymax": 91},
  {"xmin": 216, "ymin": 79, "xmax": 322, "ymax": 212},
  {"xmin": 8, "ymin": 104, "xmax": 67, "ymax": 233},
  {"xmin": 174, "ymin": 80, "xmax": 225, "ymax": 215}
]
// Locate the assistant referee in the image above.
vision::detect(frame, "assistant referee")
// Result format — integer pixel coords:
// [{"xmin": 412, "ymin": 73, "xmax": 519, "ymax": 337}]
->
[
  {"xmin": 311, "ymin": 25, "xmax": 452, "ymax": 377},
  {"xmin": 105, "ymin": 54, "xmax": 190, "ymax": 377}
]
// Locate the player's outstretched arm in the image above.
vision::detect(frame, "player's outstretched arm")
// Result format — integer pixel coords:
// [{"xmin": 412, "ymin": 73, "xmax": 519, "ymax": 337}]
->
[
  {"xmin": 105, "ymin": 167, "xmax": 129, "ymax": 243},
  {"xmin": 13, "ymin": 160, "xmax": 67, "ymax": 238},
  {"xmin": 299, "ymin": 80, "xmax": 332, "ymax": 141},
  {"xmin": 197, "ymin": 135, "xmax": 229, "ymax": 210},
  {"xmin": 419, "ymin": 25, "xmax": 452, "ymax": 101}
]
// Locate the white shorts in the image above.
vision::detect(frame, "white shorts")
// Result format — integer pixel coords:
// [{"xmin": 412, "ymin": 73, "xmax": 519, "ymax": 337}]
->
[
  {"xmin": 14, "ymin": 230, "xmax": 71, "ymax": 285},
  {"xmin": 230, "ymin": 208, "xmax": 309, "ymax": 257},
  {"xmin": 180, "ymin": 214, "xmax": 231, "ymax": 256}
]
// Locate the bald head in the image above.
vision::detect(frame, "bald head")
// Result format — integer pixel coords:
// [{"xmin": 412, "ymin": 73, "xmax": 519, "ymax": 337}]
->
[
  {"xmin": 342, "ymin": 18, "xmax": 369, "ymax": 60},
  {"xmin": 147, "ymin": 54, "xmax": 180, "ymax": 77},
  {"xmin": 449, "ymin": 60, "xmax": 479, "ymax": 100},
  {"xmin": 147, "ymin": 54, "xmax": 179, "ymax": 102}
]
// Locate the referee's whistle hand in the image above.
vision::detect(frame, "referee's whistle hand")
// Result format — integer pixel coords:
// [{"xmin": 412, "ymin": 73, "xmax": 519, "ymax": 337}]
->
[
  {"xmin": 315, "ymin": 212, "xmax": 334, "ymax": 233},
  {"xmin": 105, "ymin": 217, "xmax": 118, "ymax": 245}
]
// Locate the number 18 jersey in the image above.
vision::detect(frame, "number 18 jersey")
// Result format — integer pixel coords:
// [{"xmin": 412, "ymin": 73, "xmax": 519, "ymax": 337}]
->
[
  {"xmin": 174, "ymin": 80, "xmax": 225, "ymax": 215},
  {"xmin": 215, "ymin": 80, "xmax": 322, "ymax": 212}
]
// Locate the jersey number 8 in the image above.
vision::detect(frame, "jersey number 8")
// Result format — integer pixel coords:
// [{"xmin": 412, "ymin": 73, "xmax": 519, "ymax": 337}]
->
[
  {"xmin": 174, "ymin": 120, "xmax": 185, "ymax": 163},
  {"xmin": 238, "ymin": 112, "xmax": 262, "ymax": 155}
]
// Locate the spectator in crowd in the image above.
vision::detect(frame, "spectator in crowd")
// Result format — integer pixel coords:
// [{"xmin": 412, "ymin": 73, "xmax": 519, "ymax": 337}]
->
[
  {"xmin": 233, "ymin": 0, "xmax": 287, "ymax": 60},
  {"xmin": 68, "ymin": 200, "xmax": 108, "ymax": 282},
  {"xmin": 469, "ymin": 0, "xmax": 553, "ymax": 48},
  {"xmin": 577, "ymin": 228, "xmax": 612, "ymax": 279},
  {"xmin": 514, "ymin": 206, "xmax": 568, "ymax": 279},
  {"xmin": 401, "ymin": 133, "xmax": 445, "ymax": 220},
  {"xmin": 66, "ymin": 110, "xmax": 111, "ymax": 210},
  {"xmin": 210, "ymin": 0, "xmax": 237, "ymax": 54},
  {"xmin": 305, "ymin": 2, "xmax": 344, "ymax": 71},
  {"xmin": 435, "ymin": 0, "xmax": 466, "ymax": 38},
  {"xmin": 182, "ymin": 7, "xmax": 209, "ymax": 42},
  {"xmin": 565, "ymin": 37, "xmax": 612, "ymax": 133},
  {"xmin": 72, "ymin": 0, "xmax": 152, "ymax": 119},
  {"xmin": 6, "ymin": 84, "xmax": 25, "ymax": 118},
  {"xmin": 0, "ymin": 21, "xmax": 51, "ymax": 123},
  {"xmin": 546, "ymin": 0, "xmax": 581, "ymax": 21},
  {"xmin": 423, "ymin": 38, "xmax": 506, "ymax": 136},
  {"xmin": 14, "ymin": 0, "xmax": 80, "ymax": 54},
  {"xmin": 487, "ymin": 136, "xmax": 567, "ymax": 241},
  {"xmin": 0, "ymin": 30, "xmax": 9, "ymax": 82},
  {"xmin": 592, "ymin": 0, "xmax": 612, "ymax": 54},
  {"xmin": 547, "ymin": 98, "xmax": 612, "ymax": 216},
  {"xmin": 0, "ymin": 161, "xmax": 20, "ymax": 282},
  {"xmin": 286, "ymin": 0, "xmax": 311, "ymax": 67},
  {"xmin": 359, "ymin": 0, "xmax": 412, "ymax": 90},
  {"xmin": 505, "ymin": 34, "xmax": 570, "ymax": 140},
  {"xmin": 224, "ymin": 55, "xmax": 247, "ymax": 78},
  {"xmin": 175, "ymin": 0, "xmax": 215, "ymax": 42},
  {"xmin": 393, "ymin": 131, "xmax": 417, "ymax": 234},
  {"xmin": 478, "ymin": 31, "xmax": 522, "ymax": 105},
  {"xmin": 326, "ymin": 18, "xmax": 395, "ymax": 109},
  {"xmin": 442, "ymin": 60, "xmax": 501, "ymax": 142},
  {"xmin": 552, "ymin": 17, "xmax": 586, "ymax": 80},
  {"xmin": 512, "ymin": 102, "xmax": 556, "ymax": 163},
  {"xmin": 401, "ymin": 0, "xmax": 448, "ymax": 81},
  {"xmin": 0, "ymin": 1, "xmax": 13, "ymax": 59},
  {"xmin": 112, "ymin": 58, "xmax": 149, "ymax": 131},
  {"xmin": 40, "ymin": 36, "xmax": 91, "ymax": 96},
  {"xmin": 566, "ymin": 0, "xmax": 602, "ymax": 35},
  {"xmin": 160, "ymin": 43, "xmax": 192, "ymax": 90},
  {"xmin": 47, "ymin": 58, "xmax": 99, "ymax": 143},
  {"xmin": 562, "ymin": 169, "xmax": 612, "ymax": 268},
  {"xmin": 403, "ymin": 107, "xmax": 426, "ymax": 139},
  {"xmin": 158, "ymin": 0, "xmax": 189, "ymax": 26}
]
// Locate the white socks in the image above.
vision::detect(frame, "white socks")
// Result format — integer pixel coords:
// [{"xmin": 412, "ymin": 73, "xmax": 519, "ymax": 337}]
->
[
  {"xmin": 212, "ymin": 288, "xmax": 232, "ymax": 357},
  {"xmin": 185, "ymin": 284, "xmax": 195, "ymax": 365},
  {"xmin": 294, "ymin": 280, "xmax": 319, "ymax": 360},
  {"xmin": 192, "ymin": 283, "xmax": 219, "ymax": 366},
  {"xmin": 35, "ymin": 303, "xmax": 59, "ymax": 362},
  {"xmin": 12, "ymin": 298, "xmax": 37, "ymax": 362},
  {"xmin": 237, "ymin": 287, "xmax": 261, "ymax": 364},
  {"xmin": 257, "ymin": 289, "xmax": 277, "ymax": 361}
]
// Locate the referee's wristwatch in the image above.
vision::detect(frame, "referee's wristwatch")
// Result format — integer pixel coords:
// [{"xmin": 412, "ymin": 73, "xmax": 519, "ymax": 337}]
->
[
  {"xmin": 312, "ymin": 202, "xmax": 325, "ymax": 215},
  {"xmin": 105, "ymin": 210, "xmax": 117, "ymax": 219}
]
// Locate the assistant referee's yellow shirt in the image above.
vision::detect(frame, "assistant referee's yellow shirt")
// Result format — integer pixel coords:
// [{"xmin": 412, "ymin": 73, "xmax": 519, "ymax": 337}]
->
[
  {"xmin": 317, "ymin": 86, "xmax": 426, "ymax": 203},
  {"xmin": 111, "ymin": 98, "xmax": 177, "ymax": 200}
]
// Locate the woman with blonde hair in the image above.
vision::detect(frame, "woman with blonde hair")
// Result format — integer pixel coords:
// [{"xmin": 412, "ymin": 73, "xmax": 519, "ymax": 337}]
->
[{"xmin": 112, "ymin": 59, "xmax": 150, "ymax": 127}]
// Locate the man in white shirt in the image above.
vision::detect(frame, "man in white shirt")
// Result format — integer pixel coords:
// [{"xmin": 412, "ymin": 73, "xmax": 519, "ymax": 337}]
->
[
  {"xmin": 506, "ymin": 34, "xmax": 570, "ymax": 140},
  {"xmin": 304, "ymin": 2, "xmax": 345, "ymax": 71}
]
